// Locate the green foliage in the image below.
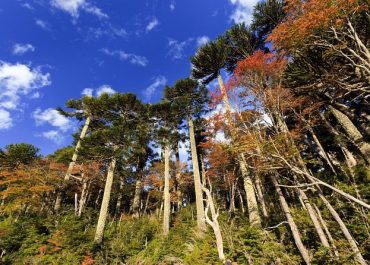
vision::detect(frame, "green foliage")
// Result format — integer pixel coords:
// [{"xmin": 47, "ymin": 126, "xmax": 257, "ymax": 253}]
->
[{"xmin": 0, "ymin": 143, "xmax": 40, "ymax": 169}]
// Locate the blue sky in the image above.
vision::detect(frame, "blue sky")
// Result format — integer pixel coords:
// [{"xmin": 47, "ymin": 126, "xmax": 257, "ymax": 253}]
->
[{"xmin": 0, "ymin": 0, "xmax": 258, "ymax": 155}]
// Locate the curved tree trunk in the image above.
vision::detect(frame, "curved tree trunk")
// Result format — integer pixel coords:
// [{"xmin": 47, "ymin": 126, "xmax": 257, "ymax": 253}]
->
[
  {"xmin": 271, "ymin": 174, "xmax": 311, "ymax": 265},
  {"xmin": 54, "ymin": 116, "xmax": 91, "ymax": 213},
  {"xmin": 94, "ymin": 157, "xmax": 116, "ymax": 244},
  {"xmin": 163, "ymin": 145, "xmax": 171, "ymax": 235},
  {"xmin": 188, "ymin": 116, "xmax": 206, "ymax": 230}
]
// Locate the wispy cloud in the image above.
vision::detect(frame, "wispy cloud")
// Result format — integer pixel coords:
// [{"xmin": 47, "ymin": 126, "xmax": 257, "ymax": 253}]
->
[
  {"xmin": 33, "ymin": 108, "xmax": 72, "ymax": 132},
  {"xmin": 143, "ymin": 76, "xmax": 167, "ymax": 101},
  {"xmin": 12, "ymin": 43, "xmax": 35, "ymax": 55},
  {"xmin": 35, "ymin": 19, "xmax": 51, "ymax": 30},
  {"xmin": 42, "ymin": 130, "xmax": 65, "ymax": 144},
  {"xmin": 169, "ymin": 0, "xmax": 176, "ymax": 11},
  {"xmin": 0, "ymin": 61, "xmax": 51, "ymax": 129},
  {"xmin": 0, "ymin": 109, "xmax": 12, "ymax": 130},
  {"xmin": 167, "ymin": 38, "xmax": 193, "ymax": 60},
  {"xmin": 51, "ymin": 0, "xmax": 108, "ymax": 20},
  {"xmin": 146, "ymin": 17, "xmax": 159, "ymax": 32},
  {"xmin": 81, "ymin": 85, "xmax": 116, "ymax": 97},
  {"xmin": 196, "ymin": 36, "xmax": 210, "ymax": 47},
  {"xmin": 229, "ymin": 0, "xmax": 259, "ymax": 24},
  {"xmin": 96, "ymin": 85, "xmax": 116, "ymax": 96},
  {"xmin": 101, "ymin": 48, "xmax": 148, "ymax": 67}
]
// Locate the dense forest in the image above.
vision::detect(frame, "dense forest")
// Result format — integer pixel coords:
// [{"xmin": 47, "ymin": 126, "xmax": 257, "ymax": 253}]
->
[{"xmin": 0, "ymin": 0, "xmax": 369, "ymax": 264}]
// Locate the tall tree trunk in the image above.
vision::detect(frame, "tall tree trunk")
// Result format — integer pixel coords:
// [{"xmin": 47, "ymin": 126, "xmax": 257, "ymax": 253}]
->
[
  {"xmin": 217, "ymin": 75, "xmax": 261, "ymax": 226},
  {"xmin": 317, "ymin": 191, "xmax": 366, "ymax": 265},
  {"xmin": 188, "ymin": 116, "xmax": 206, "ymax": 230},
  {"xmin": 94, "ymin": 157, "xmax": 116, "ymax": 244},
  {"xmin": 132, "ymin": 179, "xmax": 142, "ymax": 218},
  {"xmin": 255, "ymin": 174, "xmax": 268, "ymax": 218},
  {"xmin": 329, "ymin": 106, "xmax": 370, "ymax": 162},
  {"xmin": 115, "ymin": 177, "xmax": 124, "ymax": 218},
  {"xmin": 163, "ymin": 145, "xmax": 171, "ymax": 235},
  {"xmin": 78, "ymin": 178, "xmax": 89, "ymax": 218},
  {"xmin": 271, "ymin": 174, "xmax": 311, "ymax": 265},
  {"xmin": 313, "ymin": 204, "xmax": 339, "ymax": 258},
  {"xmin": 54, "ymin": 116, "xmax": 91, "ymax": 213},
  {"xmin": 308, "ymin": 125, "xmax": 337, "ymax": 174},
  {"xmin": 297, "ymin": 188, "xmax": 330, "ymax": 248},
  {"xmin": 240, "ymin": 154, "xmax": 261, "ymax": 226}
]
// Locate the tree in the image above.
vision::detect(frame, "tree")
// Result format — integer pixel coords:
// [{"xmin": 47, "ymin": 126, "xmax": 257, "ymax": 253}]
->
[
  {"xmin": 0, "ymin": 143, "xmax": 40, "ymax": 169},
  {"xmin": 192, "ymin": 38, "xmax": 262, "ymax": 226},
  {"xmin": 164, "ymin": 78, "xmax": 208, "ymax": 231}
]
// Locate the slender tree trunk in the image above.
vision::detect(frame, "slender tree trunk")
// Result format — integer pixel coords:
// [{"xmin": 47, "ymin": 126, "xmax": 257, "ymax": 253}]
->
[
  {"xmin": 255, "ymin": 174, "xmax": 268, "ymax": 218},
  {"xmin": 115, "ymin": 177, "xmax": 124, "ymax": 218},
  {"xmin": 271, "ymin": 174, "xmax": 311, "ymax": 265},
  {"xmin": 313, "ymin": 204, "xmax": 340, "ymax": 258},
  {"xmin": 317, "ymin": 191, "xmax": 366, "ymax": 265},
  {"xmin": 297, "ymin": 188, "xmax": 330, "ymax": 248},
  {"xmin": 78, "ymin": 178, "xmax": 89, "ymax": 217},
  {"xmin": 132, "ymin": 179, "xmax": 142, "ymax": 218},
  {"xmin": 94, "ymin": 157, "xmax": 116, "ymax": 244},
  {"xmin": 143, "ymin": 191, "xmax": 150, "ymax": 215},
  {"xmin": 74, "ymin": 193, "xmax": 78, "ymax": 215},
  {"xmin": 188, "ymin": 116, "xmax": 206, "ymax": 230},
  {"xmin": 308, "ymin": 125, "xmax": 337, "ymax": 174},
  {"xmin": 202, "ymin": 185, "xmax": 226, "ymax": 263},
  {"xmin": 54, "ymin": 116, "xmax": 91, "ymax": 213},
  {"xmin": 163, "ymin": 145, "xmax": 171, "ymax": 236},
  {"xmin": 217, "ymin": 75, "xmax": 261, "ymax": 226},
  {"xmin": 329, "ymin": 106, "xmax": 370, "ymax": 162},
  {"xmin": 240, "ymin": 154, "xmax": 261, "ymax": 226},
  {"xmin": 237, "ymin": 188, "xmax": 245, "ymax": 213}
]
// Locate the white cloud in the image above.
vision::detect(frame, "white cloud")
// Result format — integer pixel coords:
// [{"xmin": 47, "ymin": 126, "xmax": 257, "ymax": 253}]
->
[
  {"xmin": 33, "ymin": 108, "xmax": 72, "ymax": 132},
  {"xmin": 143, "ymin": 76, "xmax": 167, "ymax": 101},
  {"xmin": 22, "ymin": 3, "xmax": 34, "ymax": 10},
  {"xmin": 167, "ymin": 38, "xmax": 193, "ymax": 60},
  {"xmin": 0, "ymin": 61, "xmax": 50, "ymax": 112},
  {"xmin": 87, "ymin": 25, "xmax": 127, "ymax": 39},
  {"xmin": 81, "ymin": 87, "xmax": 93, "ymax": 97},
  {"xmin": 96, "ymin": 85, "xmax": 116, "ymax": 96},
  {"xmin": 12, "ymin": 43, "xmax": 35, "ymax": 55},
  {"xmin": 35, "ymin": 19, "xmax": 50, "ymax": 30},
  {"xmin": 51, "ymin": 0, "xmax": 108, "ymax": 19},
  {"xmin": 169, "ymin": 0, "xmax": 176, "ymax": 11},
  {"xmin": 0, "ymin": 109, "xmax": 12, "ymax": 130},
  {"xmin": 196, "ymin": 36, "xmax": 210, "ymax": 47},
  {"xmin": 101, "ymin": 48, "xmax": 148, "ymax": 67},
  {"xmin": 146, "ymin": 17, "xmax": 159, "ymax": 32},
  {"xmin": 229, "ymin": 0, "xmax": 259, "ymax": 24},
  {"xmin": 42, "ymin": 130, "xmax": 65, "ymax": 144}
]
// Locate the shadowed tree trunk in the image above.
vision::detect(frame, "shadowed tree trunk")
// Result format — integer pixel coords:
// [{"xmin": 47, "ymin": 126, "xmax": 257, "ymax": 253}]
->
[
  {"xmin": 188, "ymin": 116, "xmax": 206, "ymax": 230},
  {"xmin": 94, "ymin": 157, "xmax": 116, "ymax": 244},
  {"xmin": 329, "ymin": 106, "xmax": 370, "ymax": 163},
  {"xmin": 78, "ymin": 175, "xmax": 89, "ymax": 218},
  {"xmin": 271, "ymin": 174, "xmax": 311, "ymax": 265},
  {"xmin": 163, "ymin": 145, "xmax": 171, "ymax": 235},
  {"xmin": 54, "ymin": 116, "xmax": 91, "ymax": 213}
]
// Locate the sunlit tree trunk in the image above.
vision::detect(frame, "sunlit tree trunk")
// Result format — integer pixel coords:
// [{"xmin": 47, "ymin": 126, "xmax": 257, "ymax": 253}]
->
[
  {"xmin": 317, "ymin": 191, "xmax": 366, "ymax": 265},
  {"xmin": 163, "ymin": 145, "xmax": 171, "ymax": 235},
  {"xmin": 217, "ymin": 75, "xmax": 261, "ymax": 226},
  {"xmin": 78, "ymin": 177, "xmax": 89, "ymax": 218},
  {"xmin": 271, "ymin": 174, "xmax": 311, "ymax": 265},
  {"xmin": 132, "ymin": 179, "xmax": 142, "ymax": 218},
  {"xmin": 94, "ymin": 157, "xmax": 116, "ymax": 244},
  {"xmin": 188, "ymin": 116, "xmax": 206, "ymax": 230},
  {"xmin": 202, "ymin": 184, "xmax": 225, "ymax": 263},
  {"xmin": 54, "ymin": 116, "xmax": 91, "ymax": 213}
]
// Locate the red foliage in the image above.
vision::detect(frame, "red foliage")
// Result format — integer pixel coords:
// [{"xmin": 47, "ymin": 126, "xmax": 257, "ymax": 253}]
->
[{"xmin": 268, "ymin": 0, "xmax": 367, "ymax": 51}]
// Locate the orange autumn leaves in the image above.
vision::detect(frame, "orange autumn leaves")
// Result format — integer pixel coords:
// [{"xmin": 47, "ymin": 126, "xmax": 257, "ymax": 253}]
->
[{"xmin": 268, "ymin": 0, "xmax": 368, "ymax": 51}]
